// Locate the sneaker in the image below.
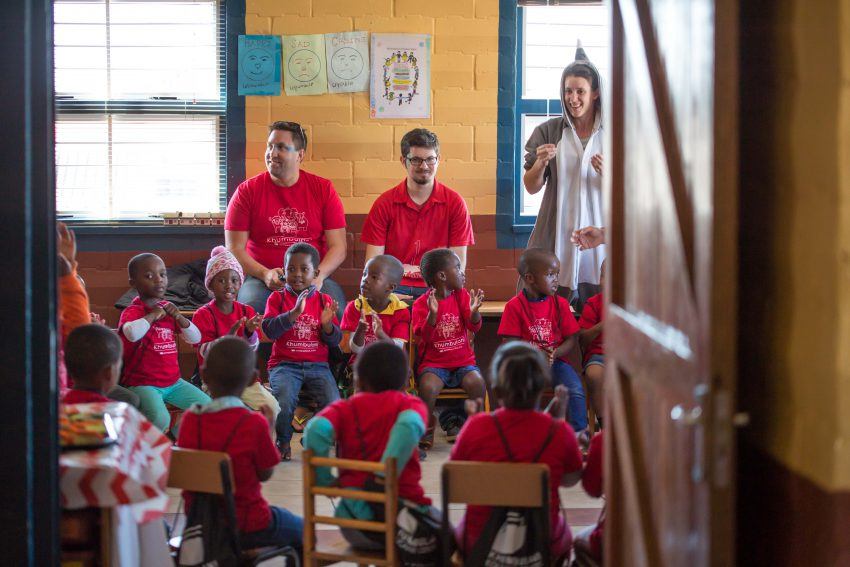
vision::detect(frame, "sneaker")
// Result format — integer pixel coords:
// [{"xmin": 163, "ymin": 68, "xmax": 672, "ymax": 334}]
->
[{"xmin": 277, "ymin": 441, "xmax": 292, "ymax": 462}]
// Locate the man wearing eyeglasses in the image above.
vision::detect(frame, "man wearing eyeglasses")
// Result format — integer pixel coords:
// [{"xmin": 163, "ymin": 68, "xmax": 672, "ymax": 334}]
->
[
  {"xmin": 361, "ymin": 128, "xmax": 474, "ymax": 300},
  {"xmin": 225, "ymin": 121, "xmax": 347, "ymax": 315}
]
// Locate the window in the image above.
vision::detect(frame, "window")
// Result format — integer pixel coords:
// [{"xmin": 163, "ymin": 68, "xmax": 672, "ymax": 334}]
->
[
  {"xmin": 515, "ymin": 4, "xmax": 609, "ymax": 222},
  {"xmin": 54, "ymin": 0, "xmax": 226, "ymax": 221}
]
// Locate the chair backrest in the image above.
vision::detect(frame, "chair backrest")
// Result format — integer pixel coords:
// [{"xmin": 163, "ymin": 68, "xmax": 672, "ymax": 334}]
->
[
  {"xmin": 167, "ymin": 446, "xmax": 234, "ymax": 495},
  {"xmin": 441, "ymin": 461, "xmax": 551, "ymax": 564},
  {"xmin": 302, "ymin": 450, "xmax": 399, "ymax": 566}
]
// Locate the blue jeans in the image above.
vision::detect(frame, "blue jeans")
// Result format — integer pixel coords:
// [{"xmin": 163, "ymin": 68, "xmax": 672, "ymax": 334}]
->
[
  {"xmin": 551, "ymin": 359, "xmax": 588, "ymax": 431},
  {"xmin": 394, "ymin": 284, "xmax": 429, "ymax": 301},
  {"xmin": 269, "ymin": 361, "xmax": 340, "ymax": 444},
  {"xmin": 240, "ymin": 505, "xmax": 303, "ymax": 550},
  {"xmin": 238, "ymin": 275, "xmax": 346, "ymax": 318}
]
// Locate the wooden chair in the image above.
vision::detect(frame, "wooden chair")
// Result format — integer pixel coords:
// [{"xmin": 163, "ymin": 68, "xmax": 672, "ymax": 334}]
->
[
  {"xmin": 441, "ymin": 461, "xmax": 552, "ymax": 566},
  {"xmin": 302, "ymin": 449, "xmax": 399, "ymax": 566},
  {"xmin": 167, "ymin": 447, "xmax": 300, "ymax": 566}
]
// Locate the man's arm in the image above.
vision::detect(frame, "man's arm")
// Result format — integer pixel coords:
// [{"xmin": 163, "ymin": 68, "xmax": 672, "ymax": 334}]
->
[
  {"xmin": 225, "ymin": 230, "xmax": 283, "ymax": 288},
  {"xmin": 364, "ymin": 244, "xmax": 385, "ymax": 264},
  {"xmin": 316, "ymin": 228, "xmax": 347, "ymax": 289},
  {"xmin": 450, "ymin": 246, "xmax": 467, "ymax": 271}
]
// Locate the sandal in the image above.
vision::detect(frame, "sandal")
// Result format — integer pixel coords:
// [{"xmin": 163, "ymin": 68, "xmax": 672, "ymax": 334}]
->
[
  {"xmin": 418, "ymin": 429, "xmax": 434, "ymax": 450},
  {"xmin": 291, "ymin": 407, "xmax": 313, "ymax": 432},
  {"xmin": 278, "ymin": 443, "xmax": 292, "ymax": 462}
]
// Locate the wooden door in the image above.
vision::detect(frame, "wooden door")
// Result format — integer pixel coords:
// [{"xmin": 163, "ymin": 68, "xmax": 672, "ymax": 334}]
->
[{"xmin": 604, "ymin": 0, "xmax": 738, "ymax": 565}]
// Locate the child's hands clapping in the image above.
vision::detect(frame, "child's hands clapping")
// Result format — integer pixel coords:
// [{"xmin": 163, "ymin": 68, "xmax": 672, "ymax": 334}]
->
[
  {"xmin": 427, "ymin": 289, "xmax": 439, "ymax": 315},
  {"xmin": 228, "ymin": 317, "xmax": 247, "ymax": 335},
  {"xmin": 357, "ymin": 305, "xmax": 369, "ymax": 330},
  {"xmin": 290, "ymin": 288, "xmax": 311, "ymax": 319},
  {"xmin": 371, "ymin": 313, "xmax": 384, "ymax": 337},
  {"xmin": 320, "ymin": 299, "xmax": 338, "ymax": 327},
  {"xmin": 469, "ymin": 288, "xmax": 485, "ymax": 313},
  {"xmin": 546, "ymin": 385, "xmax": 569, "ymax": 420},
  {"xmin": 245, "ymin": 313, "xmax": 262, "ymax": 335}
]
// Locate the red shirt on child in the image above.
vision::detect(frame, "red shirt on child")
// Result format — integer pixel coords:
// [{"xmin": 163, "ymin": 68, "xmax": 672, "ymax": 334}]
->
[
  {"xmin": 579, "ymin": 293, "xmax": 604, "ymax": 363},
  {"xmin": 263, "ymin": 289, "xmax": 339, "ymax": 368},
  {"xmin": 193, "ymin": 300, "xmax": 258, "ymax": 367},
  {"xmin": 412, "ymin": 289, "xmax": 481, "ymax": 372},
  {"xmin": 318, "ymin": 390, "xmax": 430, "ymax": 505},
  {"xmin": 225, "ymin": 170, "xmax": 346, "ymax": 269},
  {"xmin": 582, "ymin": 432, "xmax": 604, "ymax": 560},
  {"xmin": 340, "ymin": 296, "xmax": 411, "ymax": 363},
  {"xmin": 178, "ymin": 406, "xmax": 279, "ymax": 533},
  {"xmin": 118, "ymin": 297, "xmax": 181, "ymax": 388},
  {"xmin": 451, "ymin": 408, "xmax": 583, "ymax": 551},
  {"xmin": 63, "ymin": 390, "xmax": 110, "ymax": 404},
  {"xmin": 497, "ymin": 293, "xmax": 579, "ymax": 363},
  {"xmin": 360, "ymin": 180, "xmax": 475, "ymax": 288}
]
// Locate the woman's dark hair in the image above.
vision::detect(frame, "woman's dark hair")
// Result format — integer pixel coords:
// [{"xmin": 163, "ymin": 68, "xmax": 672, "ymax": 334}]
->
[
  {"xmin": 563, "ymin": 62, "xmax": 601, "ymax": 114},
  {"xmin": 490, "ymin": 341, "xmax": 551, "ymax": 409},
  {"xmin": 269, "ymin": 120, "xmax": 307, "ymax": 151},
  {"xmin": 285, "ymin": 242, "xmax": 320, "ymax": 270},
  {"xmin": 354, "ymin": 341, "xmax": 409, "ymax": 392},
  {"xmin": 419, "ymin": 248, "xmax": 456, "ymax": 287}
]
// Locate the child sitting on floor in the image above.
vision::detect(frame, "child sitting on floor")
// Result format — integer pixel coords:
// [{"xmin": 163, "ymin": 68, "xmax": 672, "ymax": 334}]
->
[
  {"xmin": 118, "ymin": 253, "xmax": 210, "ymax": 432},
  {"xmin": 303, "ymin": 341, "xmax": 435, "ymax": 550},
  {"xmin": 177, "ymin": 337, "xmax": 303, "ymax": 551},
  {"xmin": 63, "ymin": 323, "xmax": 123, "ymax": 405},
  {"xmin": 450, "ymin": 341, "xmax": 583, "ymax": 563},
  {"xmin": 340, "ymin": 254, "xmax": 410, "ymax": 363},
  {"xmin": 411, "ymin": 248, "xmax": 487, "ymax": 449},
  {"xmin": 498, "ymin": 247, "xmax": 587, "ymax": 433},
  {"xmin": 261, "ymin": 242, "xmax": 341, "ymax": 461},
  {"xmin": 194, "ymin": 246, "xmax": 279, "ymax": 422},
  {"xmin": 579, "ymin": 259, "xmax": 606, "ymax": 425}
]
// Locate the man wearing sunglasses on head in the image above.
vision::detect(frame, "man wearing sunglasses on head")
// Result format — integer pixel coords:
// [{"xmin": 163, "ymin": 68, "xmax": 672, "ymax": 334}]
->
[
  {"xmin": 361, "ymin": 128, "xmax": 474, "ymax": 300},
  {"xmin": 225, "ymin": 121, "xmax": 347, "ymax": 316}
]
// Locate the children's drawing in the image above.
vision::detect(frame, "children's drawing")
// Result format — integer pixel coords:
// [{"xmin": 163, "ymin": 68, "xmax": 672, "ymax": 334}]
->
[
  {"xmin": 283, "ymin": 34, "xmax": 327, "ymax": 96},
  {"xmin": 325, "ymin": 31, "xmax": 369, "ymax": 93},
  {"xmin": 370, "ymin": 34, "xmax": 431, "ymax": 119},
  {"xmin": 238, "ymin": 35, "xmax": 281, "ymax": 96}
]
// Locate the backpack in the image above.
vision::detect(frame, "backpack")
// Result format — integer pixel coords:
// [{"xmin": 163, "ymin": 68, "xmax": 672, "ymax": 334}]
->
[{"xmin": 465, "ymin": 416, "xmax": 557, "ymax": 567}]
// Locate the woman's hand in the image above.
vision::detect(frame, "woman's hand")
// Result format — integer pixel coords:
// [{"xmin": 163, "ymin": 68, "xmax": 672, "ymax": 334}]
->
[
  {"xmin": 535, "ymin": 144, "xmax": 557, "ymax": 166},
  {"xmin": 571, "ymin": 226, "xmax": 605, "ymax": 250},
  {"xmin": 591, "ymin": 153, "xmax": 603, "ymax": 175},
  {"xmin": 262, "ymin": 268, "xmax": 285, "ymax": 291}
]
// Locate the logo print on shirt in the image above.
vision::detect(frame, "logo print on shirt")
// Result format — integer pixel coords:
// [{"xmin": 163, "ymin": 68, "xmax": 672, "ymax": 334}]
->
[
  {"xmin": 154, "ymin": 327, "xmax": 174, "ymax": 342},
  {"xmin": 436, "ymin": 313, "xmax": 460, "ymax": 339},
  {"xmin": 293, "ymin": 314, "xmax": 318, "ymax": 340},
  {"xmin": 529, "ymin": 318, "xmax": 553, "ymax": 347},
  {"xmin": 270, "ymin": 207, "xmax": 308, "ymax": 235}
]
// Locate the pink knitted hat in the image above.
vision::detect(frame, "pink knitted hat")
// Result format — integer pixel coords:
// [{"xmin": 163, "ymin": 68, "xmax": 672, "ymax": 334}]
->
[{"xmin": 205, "ymin": 245, "xmax": 244, "ymax": 290}]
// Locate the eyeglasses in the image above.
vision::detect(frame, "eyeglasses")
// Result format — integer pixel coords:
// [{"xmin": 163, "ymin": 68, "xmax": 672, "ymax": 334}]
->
[
  {"xmin": 270, "ymin": 121, "xmax": 307, "ymax": 150},
  {"xmin": 405, "ymin": 156, "xmax": 439, "ymax": 167}
]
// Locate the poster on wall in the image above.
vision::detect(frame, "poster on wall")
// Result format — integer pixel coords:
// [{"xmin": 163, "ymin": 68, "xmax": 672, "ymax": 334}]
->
[
  {"xmin": 370, "ymin": 34, "xmax": 431, "ymax": 119},
  {"xmin": 237, "ymin": 35, "xmax": 281, "ymax": 96},
  {"xmin": 325, "ymin": 31, "xmax": 369, "ymax": 94},
  {"xmin": 283, "ymin": 34, "xmax": 328, "ymax": 96}
]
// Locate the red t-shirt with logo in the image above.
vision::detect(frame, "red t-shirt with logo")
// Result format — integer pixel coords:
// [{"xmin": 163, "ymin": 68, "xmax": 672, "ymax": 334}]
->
[
  {"xmin": 118, "ymin": 297, "xmax": 181, "ymax": 388},
  {"xmin": 63, "ymin": 390, "xmax": 110, "ymax": 404},
  {"xmin": 225, "ymin": 170, "xmax": 346, "ymax": 269},
  {"xmin": 318, "ymin": 390, "xmax": 430, "ymax": 505},
  {"xmin": 339, "ymin": 299, "xmax": 411, "ymax": 363},
  {"xmin": 450, "ymin": 408, "xmax": 583, "ymax": 550},
  {"xmin": 263, "ymin": 289, "xmax": 339, "ymax": 368},
  {"xmin": 177, "ymin": 407, "xmax": 279, "ymax": 533},
  {"xmin": 497, "ymin": 293, "xmax": 579, "ymax": 363},
  {"xmin": 360, "ymin": 180, "xmax": 475, "ymax": 288},
  {"xmin": 411, "ymin": 288, "xmax": 481, "ymax": 372},
  {"xmin": 193, "ymin": 300, "xmax": 258, "ymax": 367},
  {"xmin": 579, "ymin": 293, "xmax": 604, "ymax": 362}
]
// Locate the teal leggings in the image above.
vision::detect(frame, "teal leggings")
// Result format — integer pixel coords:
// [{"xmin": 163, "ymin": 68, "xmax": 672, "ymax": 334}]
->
[{"xmin": 128, "ymin": 379, "xmax": 211, "ymax": 433}]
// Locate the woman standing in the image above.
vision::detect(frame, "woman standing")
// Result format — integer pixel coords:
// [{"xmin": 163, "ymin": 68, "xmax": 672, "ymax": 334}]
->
[{"xmin": 523, "ymin": 43, "xmax": 605, "ymax": 310}]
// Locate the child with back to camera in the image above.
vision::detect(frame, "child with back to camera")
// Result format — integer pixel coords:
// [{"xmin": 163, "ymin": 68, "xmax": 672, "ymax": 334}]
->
[
  {"xmin": 411, "ymin": 247, "xmax": 486, "ymax": 449},
  {"xmin": 118, "ymin": 253, "xmax": 210, "ymax": 432},
  {"xmin": 63, "ymin": 323, "xmax": 124, "ymax": 405},
  {"xmin": 450, "ymin": 341, "xmax": 583, "ymax": 563},
  {"xmin": 261, "ymin": 242, "xmax": 341, "ymax": 461}
]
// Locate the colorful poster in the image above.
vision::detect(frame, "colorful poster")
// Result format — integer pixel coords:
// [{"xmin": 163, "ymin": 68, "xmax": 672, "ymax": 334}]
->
[
  {"xmin": 325, "ymin": 31, "xmax": 369, "ymax": 94},
  {"xmin": 283, "ymin": 34, "xmax": 327, "ymax": 96},
  {"xmin": 370, "ymin": 34, "xmax": 431, "ymax": 119},
  {"xmin": 237, "ymin": 35, "xmax": 281, "ymax": 96}
]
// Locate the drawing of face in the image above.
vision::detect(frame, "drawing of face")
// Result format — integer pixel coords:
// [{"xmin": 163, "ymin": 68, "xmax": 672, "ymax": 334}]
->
[
  {"xmin": 288, "ymin": 49, "xmax": 320, "ymax": 82},
  {"xmin": 242, "ymin": 48, "xmax": 274, "ymax": 82},
  {"xmin": 331, "ymin": 47, "xmax": 363, "ymax": 80}
]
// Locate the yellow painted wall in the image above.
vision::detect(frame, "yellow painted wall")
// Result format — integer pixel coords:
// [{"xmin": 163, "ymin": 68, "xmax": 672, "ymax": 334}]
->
[
  {"xmin": 742, "ymin": 0, "xmax": 850, "ymax": 491},
  {"xmin": 243, "ymin": 0, "xmax": 500, "ymax": 215}
]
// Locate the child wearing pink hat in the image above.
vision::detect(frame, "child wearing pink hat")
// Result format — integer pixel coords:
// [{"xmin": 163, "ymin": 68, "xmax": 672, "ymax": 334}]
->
[{"xmin": 193, "ymin": 246, "xmax": 280, "ymax": 422}]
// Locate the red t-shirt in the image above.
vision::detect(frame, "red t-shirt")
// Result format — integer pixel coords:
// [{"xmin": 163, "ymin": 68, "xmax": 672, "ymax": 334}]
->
[
  {"xmin": 582, "ymin": 432, "xmax": 604, "ymax": 560},
  {"xmin": 412, "ymin": 289, "xmax": 481, "ymax": 372},
  {"xmin": 579, "ymin": 293, "xmax": 604, "ymax": 362},
  {"xmin": 193, "ymin": 300, "xmax": 258, "ymax": 367},
  {"xmin": 339, "ymin": 298, "xmax": 411, "ymax": 363},
  {"xmin": 450, "ymin": 408, "xmax": 583, "ymax": 549},
  {"xmin": 497, "ymin": 293, "xmax": 579, "ymax": 363},
  {"xmin": 177, "ymin": 407, "xmax": 279, "ymax": 533},
  {"xmin": 118, "ymin": 297, "xmax": 181, "ymax": 388},
  {"xmin": 225, "ymin": 170, "xmax": 346, "ymax": 269},
  {"xmin": 360, "ymin": 180, "xmax": 475, "ymax": 287},
  {"xmin": 318, "ymin": 390, "xmax": 430, "ymax": 505},
  {"xmin": 263, "ymin": 289, "xmax": 339, "ymax": 368},
  {"xmin": 63, "ymin": 389, "xmax": 110, "ymax": 404}
]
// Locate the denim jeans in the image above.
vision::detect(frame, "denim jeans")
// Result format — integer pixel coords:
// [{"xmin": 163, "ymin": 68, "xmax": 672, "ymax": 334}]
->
[
  {"xmin": 551, "ymin": 359, "xmax": 588, "ymax": 431},
  {"xmin": 238, "ymin": 275, "xmax": 346, "ymax": 318},
  {"xmin": 394, "ymin": 284, "xmax": 429, "ymax": 301},
  {"xmin": 268, "ymin": 361, "xmax": 340, "ymax": 444},
  {"xmin": 240, "ymin": 505, "xmax": 303, "ymax": 550}
]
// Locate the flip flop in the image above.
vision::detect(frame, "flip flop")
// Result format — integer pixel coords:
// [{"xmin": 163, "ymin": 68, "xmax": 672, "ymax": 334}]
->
[
  {"xmin": 278, "ymin": 444, "xmax": 292, "ymax": 462},
  {"xmin": 291, "ymin": 409, "xmax": 313, "ymax": 432}
]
